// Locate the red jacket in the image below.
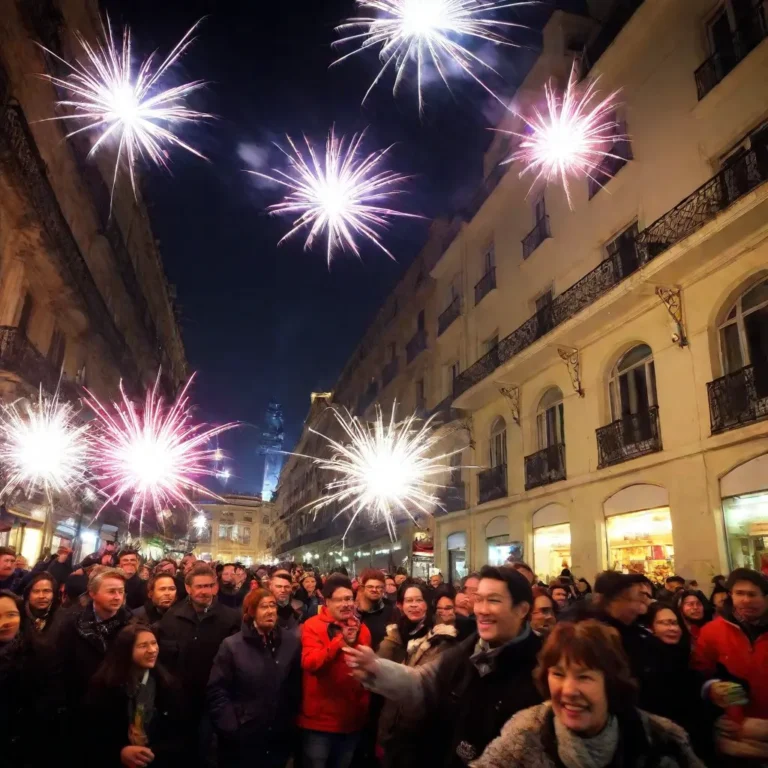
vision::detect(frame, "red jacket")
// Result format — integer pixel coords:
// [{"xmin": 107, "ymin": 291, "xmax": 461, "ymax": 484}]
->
[
  {"xmin": 692, "ymin": 614, "xmax": 768, "ymax": 718},
  {"xmin": 298, "ymin": 606, "xmax": 371, "ymax": 733}
]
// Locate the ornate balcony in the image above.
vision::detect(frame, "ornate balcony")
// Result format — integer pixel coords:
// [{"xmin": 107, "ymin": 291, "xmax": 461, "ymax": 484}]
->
[
  {"xmin": 524, "ymin": 443, "xmax": 566, "ymax": 490},
  {"xmin": 474, "ymin": 268, "xmax": 496, "ymax": 305},
  {"xmin": 382, "ymin": 357, "xmax": 399, "ymax": 388},
  {"xmin": 434, "ymin": 482, "xmax": 466, "ymax": 516},
  {"xmin": 596, "ymin": 406, "xmax": 662, "ymax": 468},
  {"xmin": 707, "ymin": 363, "xmax": 768, "ymax": 433},
  {"xmin": 695, "ymin": 4, "xmax": 768, "ymax": 100},
  {"xmin": 522, "ymin": 216, "xmax": 551, "ymax": 259},
  {"xmin": 454, "ymin": 132, "xmax": 768, "ymax": 400},
  {"xmin": 478, "ymin": 464, "xmax": 507, "ymax": 504},
  {"xmin": 438, "ymin": 296, "xmax": 461, "ymax": 336},
  {"xmin": 406, "ymin": 328, "xmax": 427, "ymax": 363}
]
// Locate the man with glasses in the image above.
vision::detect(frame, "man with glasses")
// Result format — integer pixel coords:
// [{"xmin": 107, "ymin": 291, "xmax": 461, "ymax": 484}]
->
[
  {"xmin": 356, "ymin": 568, "xmax": 398, "ymax": 651},
  {"xmin": 300, "ymin": 573, "xmax": 372, "ymax": 768}
]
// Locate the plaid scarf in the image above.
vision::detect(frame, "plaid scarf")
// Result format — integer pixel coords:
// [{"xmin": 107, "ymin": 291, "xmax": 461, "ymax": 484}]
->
[
  {"xmin": 76, "ymin": 603, "xmax": 129, "ymax": 652},
  {"xmin": 25, "ymin": 602, "xmax": 52, "ymax": 633}
]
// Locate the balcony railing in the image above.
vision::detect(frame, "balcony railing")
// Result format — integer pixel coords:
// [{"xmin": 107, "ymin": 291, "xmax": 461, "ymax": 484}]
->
[
  {"xmin": 434, "ymin": 482, "xmax": 466, "ymax": 516},
  {"xmin": 475, "ymin": 268, "xmax": 496, "ymax": 305},
  {"xmin": 406, "ymin": 328, "xmax": 427, "ymax": 363},
  {"xmin": 707, "ymin": 363, "xmax": 768, "ymax": 433},
  {"xmin": 596, "ymin": 406, "xmax": 662, "ymax": 468},
  {"xmin": 382, "ymin": 357, "xmax": 399, "ymax": 388},
  {"xmin": 438, "ymin": 296, "xmax": 461, "ymax": 336},
  {"xmin": 522, "ymin": 216, "xmax": 551, "ymax": 259},
  {"xmin": 454, "ymin": 131, "xmax": 768, "ymax": 399},
  {"xmin": 695, "ymin": 3, "xmax": 768, "ymax": 100},
  {"xmin": 478, "ymin": 463, "xmax": 507, "ymax": 504},
  {"xmin": 524, "ymin": 443, "xmax": 566, "ymax": 490}
]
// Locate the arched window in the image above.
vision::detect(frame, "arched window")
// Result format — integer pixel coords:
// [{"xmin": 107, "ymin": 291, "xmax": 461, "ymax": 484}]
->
[
  {"xmin": 490, "ymin": 416, "xmax": 507, "ymax": 467},
  {"xmin": 609, "ymin": 344, "xmax": 657, "ymax": 420},
  {"xmin": 719, "ymin": 277, "xmax": 768, "ymax": 374},
  {"xmin": 536, "ymin": 387, "xmax": 564, "ymax": 448}
]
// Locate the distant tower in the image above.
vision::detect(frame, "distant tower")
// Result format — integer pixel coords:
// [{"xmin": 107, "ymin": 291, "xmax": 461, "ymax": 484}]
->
[{"xmin": 260, "ymin": 400, "xmax": 285, "ymax": 501}]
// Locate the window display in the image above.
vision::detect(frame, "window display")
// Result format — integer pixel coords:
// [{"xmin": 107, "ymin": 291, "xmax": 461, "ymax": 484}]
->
[
  {"xmin": 533, "ymin": 523, "xmax": 571, "ymax": 583},
  {"xmin": 606, "ymin": 507, "xmax": 674, "ymax": 581},
  {"xmin": 723, "ymin": 492, "xmax": 768, "ymax": 574},
  {"xmin": 487, "ymin": 537, "xmax": 523, "ymax": 566}
]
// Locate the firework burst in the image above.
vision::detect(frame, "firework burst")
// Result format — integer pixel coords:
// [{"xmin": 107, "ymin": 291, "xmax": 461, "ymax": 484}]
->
[
  {"xmin": 505, "ymin": 64, "xmax": 623, "ymax": 208},
  {"xmin": 84, "ymin": 375, "xmax": 236, "ymax": 528},
  {"xmin": 38, "ymin": 17, "xmax": 211, "ymax": 205},
  {"xmin": 304, "ymin": 404, "xmax": 462, "ymax": 541},
  {"xmin": 251, "ymin": 128, "xmax": 417, "ymax": 264},
  {"xmin": 0, "ymin": 390, "xmax": 90, "ymax": 499},
  {"xmin": 334, "ymin": 0, "xmax": 528, "ymax": 110}
]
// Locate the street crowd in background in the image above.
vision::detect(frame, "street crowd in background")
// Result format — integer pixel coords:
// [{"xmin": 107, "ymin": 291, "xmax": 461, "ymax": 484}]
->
[{"xmin": 1, "ymin": 543, "xmax": 768, "ymax": 768}]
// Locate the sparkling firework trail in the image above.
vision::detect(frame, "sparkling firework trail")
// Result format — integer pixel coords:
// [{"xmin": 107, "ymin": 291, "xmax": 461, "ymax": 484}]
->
[
  {"xmin": 0, "ymin": 390, "xmax": 90, "ymax": 499},
  {"xmin": 38, "ymin": 17, "xmax": 211, "ymax": 205},
  {"xmin": 504, "ymin": 64, "xmax": 623, "ymax": 208},
  {"xmin": 304, "ymin": 404, "xmax": 462, "ymax": 541},
  {"xmin": 334, "ymin": 0, "xmax": 529, "ymax": 110},
  {"xmin": 85, "ymin": 375, "xmax": 236, "ymax": 528},
  {"xmin": 251, "ymin": 128, "xmax": 418, "ymax": 264}
]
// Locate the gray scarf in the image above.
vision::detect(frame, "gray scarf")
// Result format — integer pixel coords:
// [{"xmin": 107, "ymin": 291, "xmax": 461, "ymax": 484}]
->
[
  {"xmin": 470, "ymin": 623, "xmax": 532, "ymax": 677},
  {"xmin": 554, "ymin": 712, "xmax": 619, "ymax": 768}
]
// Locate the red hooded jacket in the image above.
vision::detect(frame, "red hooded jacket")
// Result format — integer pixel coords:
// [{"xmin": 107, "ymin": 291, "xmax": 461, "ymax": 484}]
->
[{"xmin": 298, "ymin": 606, "xmax": 372, "ymax": 733}]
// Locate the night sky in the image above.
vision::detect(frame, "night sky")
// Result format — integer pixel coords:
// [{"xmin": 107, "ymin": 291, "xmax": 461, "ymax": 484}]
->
[{"xmin": 104, "ymin": 0, "xmax": 586, "ymax": 493}]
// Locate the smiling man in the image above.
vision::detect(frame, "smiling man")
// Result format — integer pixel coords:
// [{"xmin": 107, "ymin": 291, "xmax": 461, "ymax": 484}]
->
[{"xmin": 344, "ymin": 565, "xmax": 541, "ymax": 767}]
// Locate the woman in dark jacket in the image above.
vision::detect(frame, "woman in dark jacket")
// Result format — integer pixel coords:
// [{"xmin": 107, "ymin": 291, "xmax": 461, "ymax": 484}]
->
[
  {"xmin": 86, "ymin": 623, "xmax": 186, "ymax": 768},
  {"xmin": 294, "ymin": 571, "xmax": 323, "ymax": 621},
  {"xmin": 673, "ymin": 589, "xmax": 711, "ymax": 646},
  {"xmin": 207, "ymin": 588, "xmax": 301, "ymax": 768}
]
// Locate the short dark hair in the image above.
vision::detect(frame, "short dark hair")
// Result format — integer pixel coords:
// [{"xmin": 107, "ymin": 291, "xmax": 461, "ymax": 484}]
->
[
  {"xmin": 221, "ymin": 562, "xmax": 237, "ymax": 571},
  {"xmin": 397, "ymin": 579, "xmax": 429, "ymax": 604},
  {"xmin": 535, "ymin": 620, "xmax": 637, "ymax": 714},
  {"xmin": 23, "ymin": 571, "xmax": 58, "ymax": 602},
  {"xmin": 147, "ymin": 572, "xmax": 176, "ymax": 595},
  {"xmin": 460, "ymin": 572, "xmax": 480, "ymax": 589},
  {"xmin": 594, "ymin": 571, "xmax": 646, "ymax": 602},
  {"xmin": 727, "ymin": 568, "xmax": 768, "ymax": 595},
  {"xmin": 118, "ymin": 548, "xmax": 139, "ymax": 561},
  {"xmin": 271, "ymin": 571, "xmax": 292, "ymax": 584},
  {"xmin": 479, "ymin": 565, "xmax": 533, "ymax": 607},
  {"xmin": 395, "ymin": 566, "xmax": 408, "ymax": 576},
  {"xmin": 665, "ymin": 575, "xmax": 685, "ymax": 586},
  {"xmin": 360, "ymin": 568, "xmax": 385, "ymax": 586},
  {"xmin": 185, "ymin": 563, "xmax": 216, "ymax": 586},
  {"xmin": 509, "ymin": 561, "xmax": 535, "ymax": 579},
  {"xmin": 322, "ymin": 573, "xmax": 353, "ymax": 599},
  {"xmin": 0, "ymin": 546, "xmax": 16, "ymax": 558}
]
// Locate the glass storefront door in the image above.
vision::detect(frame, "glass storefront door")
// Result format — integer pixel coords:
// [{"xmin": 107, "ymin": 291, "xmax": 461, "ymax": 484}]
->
[
  {"xmin": 723, "ymin": 492, "xmax": 768, "ymax": 574},
  {"xmin": 533, "ymin": 523, "xmax": 572, "ymax": 584},
  {"xmin": 605, "ymin": 507, "xmax": 674, "ymax": 581}
]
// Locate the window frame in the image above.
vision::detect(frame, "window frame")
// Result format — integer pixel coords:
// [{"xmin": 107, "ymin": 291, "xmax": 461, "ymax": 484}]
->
[
  {"xmin": 718, "ymin": 276, "xmax": 768, "ymax": 374},
  {"xmin": 490, "ymin": 416, "xmax": 507, "ymax": 468},
  {"xmin": 536, "ymin": 387, "xmax": 565, "ymax": 449},
  {"xmin": 608, "ymin": 345, "xmax": 657, "ymax": 421}
]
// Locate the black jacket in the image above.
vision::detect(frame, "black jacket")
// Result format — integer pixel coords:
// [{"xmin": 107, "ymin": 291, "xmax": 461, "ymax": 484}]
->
[
  {"xmin": 124, "ymin": 573, "xmax": 147, "ymax": 610},
  {"xmin": 358, "ymin": 599, "xmax": 399, "ymax": 652},
  {"xmin": 132, "ymin": 601, "xmax": 169, "ymax": 626},
  {"xmin": 155, "ymin": 598, "xmax": 240, "ymax": 715},
  {"xmin": 217, "ymin": 582, "xmax": 248, "ymax": 610},
  {"xmin": 207, "ymin": 621, "xmax": 301, "ymax": 763}
]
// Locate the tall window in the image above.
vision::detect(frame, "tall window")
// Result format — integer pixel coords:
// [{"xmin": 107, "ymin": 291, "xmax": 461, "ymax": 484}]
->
[
  {"xmin": 609, "ymin": 344, "xmax": 657, "ymax": 420},
  {"xmin": 490, "ymin": 416, "xmax": 507, "ymax": 467},
  {"xmin": 417, "ymin": 309, "xmax": 425, "ymax": 331},
  {"xmin": 445, "ymin": 359, "xmax": 460, "ymax": 397},
  {"xmin": 483, "ymin": 332, "xmax": 499, "ymax": 355},
  {"xmin": 450, "ymin": 450, "xmax": 462, "ymax": 485},
  {"xmin": 534, "ymin": 195, "xmax": 546, "ymax": 223},
  {"xmin": 537, "ymin": 387, "xmax": 565, "ymax": 448},
  {"xmin": 719, "ymin": 277, "xmax": 768, "ymax": 374},
  {"xmin": 483, "ymin": 243, "xmax": 495, "ymax": 274},
  {"xmin": 415, "ymin": 378, "xmax": 425, "ymax": 409},
  {"xmin": 606, "ymin": 222, "xmax": 640, "ymax": 278}
]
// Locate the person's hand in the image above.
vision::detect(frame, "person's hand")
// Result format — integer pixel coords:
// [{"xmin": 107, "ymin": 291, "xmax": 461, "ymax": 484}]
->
[
  {"xmin": 341, "ymin": 620, "xmax": 360, "ymax": 646},
  {"xmin": 716, "ymin": 716, "xmax": 743, "ymax": 738},
  {"xmin": 711, "ymin": 682, "xmax": 749, "ymax": 709},
  {"xmin": 342, "ymin": 643, "xmax": 378, "ymax": 682},
  {"xmin": 120, "ymin": 746, "xmax": 155, "ymax": 768}
]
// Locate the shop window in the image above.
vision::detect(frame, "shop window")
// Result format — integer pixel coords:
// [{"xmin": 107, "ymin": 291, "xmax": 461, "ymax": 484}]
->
[
  {"xmin": 718, "ymin": 276, "xmax": 768, "ymax": 375},
  {"xmin": 609, "ymin": 344, "xmax": 657, "ymax": 420},
  {"xmin": 536, "ymin": 387, "xmax": 565, "ymax": 449},
  {"xmin": 723, "ymin": 491, "xmax": 768, "ymax": 572},
  {"xmin": 605, "ymin": 507, "xmax": 674, "ymax": 580},
  {"xmin": 489, "ymin": 416, "xmax": 507, "ymax": 468},
  {"xmin": 447, "ymin": 532, "xmax": 467, "ymax": 584},
  {"xmin": 533, "ymin": 523, "xmax": 571, "ymax": 584}
]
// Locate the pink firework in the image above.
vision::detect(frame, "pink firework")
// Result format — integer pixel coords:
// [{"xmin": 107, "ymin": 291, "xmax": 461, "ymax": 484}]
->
[
  {"xmin": 85, "ymin": 375, "xmax": 236, "ymax": 527},
  {"xmin": 505, "ymin": 64, "xmax": 624, "ymax": 208}
]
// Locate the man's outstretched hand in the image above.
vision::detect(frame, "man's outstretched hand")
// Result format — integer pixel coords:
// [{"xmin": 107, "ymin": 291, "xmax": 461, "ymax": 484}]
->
[{"xmin": 342, "ymin": 643, "xmax": 378, "ymax": 682}]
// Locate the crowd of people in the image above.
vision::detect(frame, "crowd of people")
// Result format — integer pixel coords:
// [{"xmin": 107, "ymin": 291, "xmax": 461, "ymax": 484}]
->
[{"xmin": 1, "ymin": 541, "xmax": 767, "ymax": 767}]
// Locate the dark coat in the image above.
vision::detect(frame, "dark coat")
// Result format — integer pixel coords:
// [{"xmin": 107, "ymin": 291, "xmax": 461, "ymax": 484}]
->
[
  {"xmin": 358, "ymin": 599, "xmax": 399, "ymax": 652},
  {"xmin": 124, "ymin": 573, "xmax": 147, "ymax": 610},
  {"xmin": 155, "ymin": 598, "xmax": 240, "ymax": 716},
  {"xmin": 86, "ymin": 671, "xmax": 187, "ymax": 768},
  {"xmin": 217, "ymin": 582, "xmax": 248, "ymax": 610},
  {"xmin": 132, "ymin": 601, "xmax": 168, "ymax": 626},
  {"xmin": 207, "ymin": 621, "xmax": 301, "ymax": 765}
]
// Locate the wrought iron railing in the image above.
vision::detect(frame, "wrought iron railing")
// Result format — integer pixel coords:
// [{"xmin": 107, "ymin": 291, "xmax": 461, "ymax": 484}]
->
[
  {"xmin": 707, "ymin": 363, "xmax": 768, "ymax": 433},
  {"xmin": 382, "ymin": 357, "xmax": 399, "ymax": 388},
  {"xmin": 695, "ymin": 3, "xmax": 768, "ymax": 100},
  {"xmin": 438, "ymin": 296, "xmax": 461, "ymax": 336},
  {"xmin": 524, "ymin": 443, "xmax": 566, "ymax": 490},
  {"xmin": 475, "ymin": 267, "xmax": 496, "ymax": 305},
  {"xmin": 478, "ymin": 463, "xmax": 507, "ymax": 504},
  {"xmin": 596, "ymin": 406, "xmax": 661, "ymax": 468},
  {"xmin": 454, "ymin": 132, "xmax": 768, "ymax": 399},
  {"xmin": 434, "ymin": 482, "xmax": 466, "ymax": 516},
  {"xmin": 522, "ymin": 216, "xmax": 551, "ymax": 259},
  {"xmin": 406, "ymin": 328, "xmax": 427, "ymax": 363}
]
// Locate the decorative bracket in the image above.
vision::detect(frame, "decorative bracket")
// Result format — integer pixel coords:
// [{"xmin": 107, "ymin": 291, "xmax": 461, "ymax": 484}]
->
[
  {"xmin": 458, "ymin": 416, "xmax": 475, "ymax": 450},
  {"xmin": 655, "ymin": 286, "xmax": 688, "ymax": 347},
  {"xmin": 558, "ymin": 347, "xmax": 585, "ymax": 397},
  {"xmin": 499, "ymin": 386, "xmax": 521, "ymax": 426}
]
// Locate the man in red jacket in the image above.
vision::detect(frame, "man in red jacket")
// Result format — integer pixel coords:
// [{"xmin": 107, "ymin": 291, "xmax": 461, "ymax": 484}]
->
[{"xmin": 300, "ymin": 572, "xmax": 372, "ymax": 768}]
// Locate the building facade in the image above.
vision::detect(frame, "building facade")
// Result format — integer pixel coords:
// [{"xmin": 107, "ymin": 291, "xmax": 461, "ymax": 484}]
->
[
  {"xmin": 260, "ymin": 400, "xmax": 285, "ymax": 502},
  {"xmin": 0, "ymin": 0, "xmax": 187, "ymax": 563}
]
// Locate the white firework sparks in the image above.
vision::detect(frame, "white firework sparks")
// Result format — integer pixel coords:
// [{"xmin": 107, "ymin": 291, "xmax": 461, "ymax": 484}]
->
[
  {"xmin": 505, "ymin": 64, "xmax": 623, "ymax": 208},
  {"xmin": 334, "ymin": 0, "xmax": 528, "ymax": 110},
  {"xmin": 0, "ymin": 391, "xmax": 90, "ymax": 499},
  {"xmin": 305, "ymin": 405, "xmax": 461, "ymax": 540},
  {"xmin": 251, "ymin": 128, "xmax": 418, "ymax": 264},
  {"xmin": 38, "ymin": 17, "xmax": 211, "ymax": 204}
]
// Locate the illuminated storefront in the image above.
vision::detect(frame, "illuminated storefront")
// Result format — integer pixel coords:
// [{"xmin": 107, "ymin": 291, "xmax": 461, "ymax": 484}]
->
[
  {"xmin": 485, "ymin": 515, "xmax": 522, "ymax": 566},
  {"xmin": 605, "ymin": 507, "xmax": 674, "ymax": 580},
  {"xmin": 534, "ymin": 524, "xmax": 572, "ymax": 583},
  {"xmin": 446, "ymin": 531, "xmax": 468, "ymax": 584}
]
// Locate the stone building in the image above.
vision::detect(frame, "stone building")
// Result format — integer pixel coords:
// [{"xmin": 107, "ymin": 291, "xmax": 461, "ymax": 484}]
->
[
  {"xmin": 275, "ymin": 0, "xmax": 768, "ymax": 586},
  {"xmin": 0, "ymin": 0, "xmax": 187, "ymax": 562},
  {"xmin": 260, "ymin": 400, "xmax": 285, "ymax": 502}
]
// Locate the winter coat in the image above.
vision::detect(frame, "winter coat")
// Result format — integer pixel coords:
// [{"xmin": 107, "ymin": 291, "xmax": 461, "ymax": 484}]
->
[
  {"xmin": 692, "ymin": 609, "xmax": 768, "ymax": 719},
  {"xmin": 277, "ymin": 601, "xmax": 300, "ymax": 634},
  {"xmin": 299, "ymin": 605, "xmax": 372, "ymax": 734},
  {"xmin": 217, "ymin": 582, "xmax": 248, "ymax": 610},
  {"xmin": 124, "ymin": 573, "xmax": 147, "ymax": 610},
  {"xmin": 377, "ymin": 623, "xmax": 460, "ymax": 768},
  {"xmin": 207, "ymin": 621, "xmax": 301, "ymax": 765},
  {"xmin": 472, "ymin": 702, "xmax": 705, "ymax": 768},
  {"xmin": 132, "ymin": 601, "xmax": 169, "ymax": 626},
  {"xmin": 155, "ymin": 597, "xmax": 240, "ymax": 716},
  {"xmin": 86, "ymin": 670, "xmax": 187, "ymax": 768},
  {"xmin": 357, "ymin": 598, "xmax": 398, "ymax": 651}
]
